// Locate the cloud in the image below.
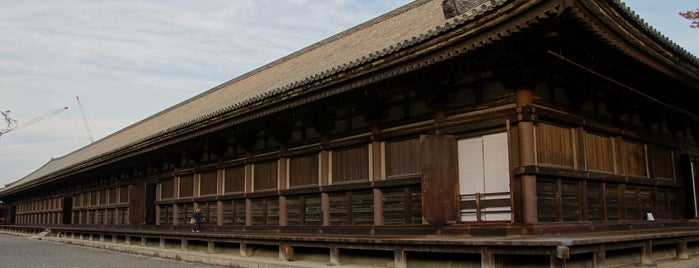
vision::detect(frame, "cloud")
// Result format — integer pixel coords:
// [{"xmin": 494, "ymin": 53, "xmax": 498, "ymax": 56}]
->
[{"xmin": 0, "ymin": 0, "xmax": 413, "ymax": 186}]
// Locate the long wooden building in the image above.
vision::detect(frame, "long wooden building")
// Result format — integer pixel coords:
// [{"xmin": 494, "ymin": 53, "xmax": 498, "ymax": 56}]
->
[{"xmin": 2, "ymin": 0, "xmax": 699, "ymax": 267}]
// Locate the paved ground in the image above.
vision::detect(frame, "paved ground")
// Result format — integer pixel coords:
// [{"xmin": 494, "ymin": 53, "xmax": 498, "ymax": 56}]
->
[
  {"xmin": 0, "ymin": 234, "xmax": 223, "ymax": 268},
  {"xmin": 657, "ymin": 260, "xmax": 699, "ymax": 268},
  {"xmin": 2, "ymin": 232, "xmax": 699, "ymax": 268}
]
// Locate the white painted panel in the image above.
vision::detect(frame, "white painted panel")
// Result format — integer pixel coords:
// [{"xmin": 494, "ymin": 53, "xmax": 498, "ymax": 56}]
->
[
  {"xmin": 458, "ymin": 132, "xmax": 511, "ymax": 222},
  {"xmin": 458, "ymin": 137, "xmax": 483, "ymax": 222},
  {"xmin": 483, "ymin": 132, "xmax": 511, "ymax": 221},
  {"xmin": 483, "ymin": 132, "xmax": 510, "ymax": 193},
  {"xmin": 458, "ymin": 137, "xmax": 484, "ymax": 195}
]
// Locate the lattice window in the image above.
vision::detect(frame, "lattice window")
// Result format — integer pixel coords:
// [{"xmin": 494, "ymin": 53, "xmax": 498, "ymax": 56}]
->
[
  {"xmin": 119, "ymin": 187, "xmax": 129, "ymax": 203},
  {"xmin": 606, "ymin": 184, "xmax": 620, "ymax": 221},
  {"xmin": 159, "ymin": 205, "xmax": 173, "ymax": 225},
  {"xmin": 586, "ymin": 183, "xmax": 602, "ymax": 221},
  {"xmin": 620, "ymin": 140, "xmax": 647, "ymax": 177},
  {"xmin": 561, "ymin": 181, "xmax": 580, "ymax": 222},
  {"xmin": 179, "ymin": 203, "xmax": 193, "ymax": 224},
  {"xmin": 536, "ymin": 178, "xmax": 557, "ymax": 222},
  {"xmin": 99, "ymin": 190, "xmax": 107, "ymax": 205},
  {"xmin": 200, "ymin": 170, "xmax": 218, "ymax": 196},
  {"xmin": 385, "ymin": 138, "xmax": 421, "ymax": 179},
  {"xmin": 90, "ymin": 192, "xmax": 97, "ymax": 206},
  {"xmin": 250, "ymin": 198, "xmax": 279, "ymax": 225},
  {"xmin": 180, "ymin": 175, "xmax": 194, "ymax": 198},
  {"xmin": 224, "ymin": 166, "xmax": 245, "ymax": 193},
  {"xmin": 160, "ymin": 178, "xmax": 175, "ymax": 200},
  {"xmin": 222, "ymin": 199, "xmax": 246, "ymax": 225},
  {"xmin": 202, "ymin": 201, "xmax": 217, "ymax": 224},
  {"xmin": 329, "ymin": 189, "xmax": 374, "ymax": 225},
  {"xmin": 624, "ymin": 186, "xmax": 641, "ymax": 220},
  {"xmin": 536, "ymin": 123, "xmax": 574, "ymax": 168},
  {"xmin": 108, "ymin": 188, "xmax": 117, "ymax": 204},
  {"xmin": 289, "ymin": 154, "xmax": 319, "ymax": 187},
  {"xmin": 383, "ymin": 185, "xmax": 422, "ymax": 225},
  {"xmin": 254, "ymin": 161, "xmax": 278, "ymax": 191},
  {"xmin": 651, "ymin": 145, "xmax": 675, "ymax": 179},
  {"xmin": 584, "ymin": 132, "xmax": 615, "ymax": 173},
  {"xmin": 286, "ymin": 194, "xmax": 322, "ymax": 226},
  {"xmin": 332, "ymin": 146, "xmax": 369, "ymax": 183}
]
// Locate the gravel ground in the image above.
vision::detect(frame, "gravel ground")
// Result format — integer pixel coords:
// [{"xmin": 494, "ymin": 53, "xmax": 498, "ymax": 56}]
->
[{"xmin": 0, "ymin": 234, "xmax": 223, "ymax": 268}]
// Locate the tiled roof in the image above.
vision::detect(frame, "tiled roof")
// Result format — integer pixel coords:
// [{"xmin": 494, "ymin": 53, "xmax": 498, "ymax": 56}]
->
[{"xmin": 612, "ymin": 0, "xmax": 698, "ymax": 66}]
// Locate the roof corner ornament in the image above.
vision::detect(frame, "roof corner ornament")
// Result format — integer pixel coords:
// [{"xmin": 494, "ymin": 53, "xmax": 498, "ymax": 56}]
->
[{"xmin": 441, "ymin": 0, "xmax": 492, "ymax": 19}]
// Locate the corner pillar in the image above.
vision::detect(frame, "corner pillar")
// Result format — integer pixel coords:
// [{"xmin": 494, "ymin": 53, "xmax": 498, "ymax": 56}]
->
[{"xmin": 516, "ymin": 88, "xmax": 537, "ymax": 224}]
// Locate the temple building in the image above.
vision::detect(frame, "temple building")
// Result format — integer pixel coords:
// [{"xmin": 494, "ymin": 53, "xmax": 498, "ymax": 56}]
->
[{"xmin": 1, "ymin": 0, "xmax": 698, "ymax": 267}]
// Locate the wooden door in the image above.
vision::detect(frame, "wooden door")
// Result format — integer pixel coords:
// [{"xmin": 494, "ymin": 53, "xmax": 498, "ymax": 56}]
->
[
  {"xmin": 420, "ymin": 135, "xmax": 458, "ymax": 224},
  {"xmin": 128, "ymin": 184, "xmax": 144, "ymax": 224},
  {"xmin": 62, "ymin": 197, "xmax": 72, "ymax": 224}
]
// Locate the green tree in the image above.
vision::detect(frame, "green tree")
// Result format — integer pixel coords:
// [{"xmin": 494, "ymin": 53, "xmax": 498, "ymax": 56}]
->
[{"xmin": 680, "ymin": 9, "xmax": 699, "ymax": 28}]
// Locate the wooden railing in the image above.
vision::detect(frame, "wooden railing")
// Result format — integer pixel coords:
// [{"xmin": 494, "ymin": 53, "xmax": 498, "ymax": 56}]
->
[{"xmin": 459, "ymin": 191, "xmax": 512, "ymax": 222}]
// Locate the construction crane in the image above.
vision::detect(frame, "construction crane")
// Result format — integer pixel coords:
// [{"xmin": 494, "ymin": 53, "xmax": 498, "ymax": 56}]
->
[
  {"xmin": 76, "ymin": 96, "xmax": 94, "ymax": 143},
  {"xmin": 0, "ymin": 107, "xmax": 69, "ymax": 137}
]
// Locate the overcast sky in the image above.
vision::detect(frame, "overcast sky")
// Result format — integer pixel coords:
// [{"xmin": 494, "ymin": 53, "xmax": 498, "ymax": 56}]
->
[{"xmin": 0, "ymin": 0, "xmax": 697, "ymax": 187}]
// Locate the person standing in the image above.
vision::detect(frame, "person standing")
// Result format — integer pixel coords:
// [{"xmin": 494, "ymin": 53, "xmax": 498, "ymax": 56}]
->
[{"xmin": 191, "ymin": 207, "xmax": 202, "ymax": 232}]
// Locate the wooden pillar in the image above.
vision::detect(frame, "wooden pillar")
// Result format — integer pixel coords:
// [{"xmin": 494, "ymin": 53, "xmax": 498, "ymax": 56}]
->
[
  {"xmin": 329, "ymin": 244, "xmax": 340, "ymax": 266},
  {"xmin": 372, "ymin": 141, "xmax": 384, "ymax": 226},
  {"xmin": 322, "ymin": 193, "xmax": 330, "ymax": 226},
  {"xmin": 208, "ymin": 240, "xmax": 215, "ymax": 254},
  {"xmin": 550, "ymin": 255, "xmax": 566, "ymax": 268},
  {"xmin": 373, "ymin": 188, "xmax": 384, "ymax": 226},
  {"xmin": 677, "ymin": 238, "xmax": 690, "ymax": 260},
  {"xmin": 281, "ymin": 244, "xmax": 295, "ymax": 261},
  {"xmin": 394, "ymin": 247, "xmax": 407, "ymax": 268},
  {"xmin": 240, "ymin": 241, "xmax": 248, "ymax": 257},
  {"xmin": 594, "ymin": 244, "xmax": 606, "ymax": 268},
  {"xmin": 217, "ymin": 200, "xmax": 224, "ymax": 226},
  {"xmin": 551, "ymin": 246, "xmax": 569, "ymax": 268},
  {"xmin": 279, "ymin": 196, "xmax": 288, "ymax": 226},
  {"xmin": 245, "ymin": 163, "xmax": 253, "ymax": 226},
  {"xmin": 181, "ymin": 239, "xmax": 188, "ymax": 251},
  {"xmin": 245, "ymin": 199, "xmax": 252, "ymax": 226},
  {"xmin": 481, "ymin": 247, "xmax": 495, "ymax": 268},
  {"xmin": 516, "ymin": 88, "xmax": 538, "ymax": 224},
  {"xmin": 173, "ymin": 204, "xmax": 179, "ymax": 225},
  {"xmin": 279, "ymin": 156, "xmax": 288, "ymax": 226},
  {"xmin": 640, "ymin": 241, "xmax": 655, "ymax": 266},
  {"xmin": 371, "ymin": 140, "xmax": 383, "ymax": 180},
  {"xmin": 155, "ymin": 205, "xmax": 161, "ymax": 225},
  {"xmin": 321, "ymin": 150, "xmax": 331, "ymax": 226},
  {"xmin": 217, "ymin": 169, "xmax": 224, "ymax": 226}
]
